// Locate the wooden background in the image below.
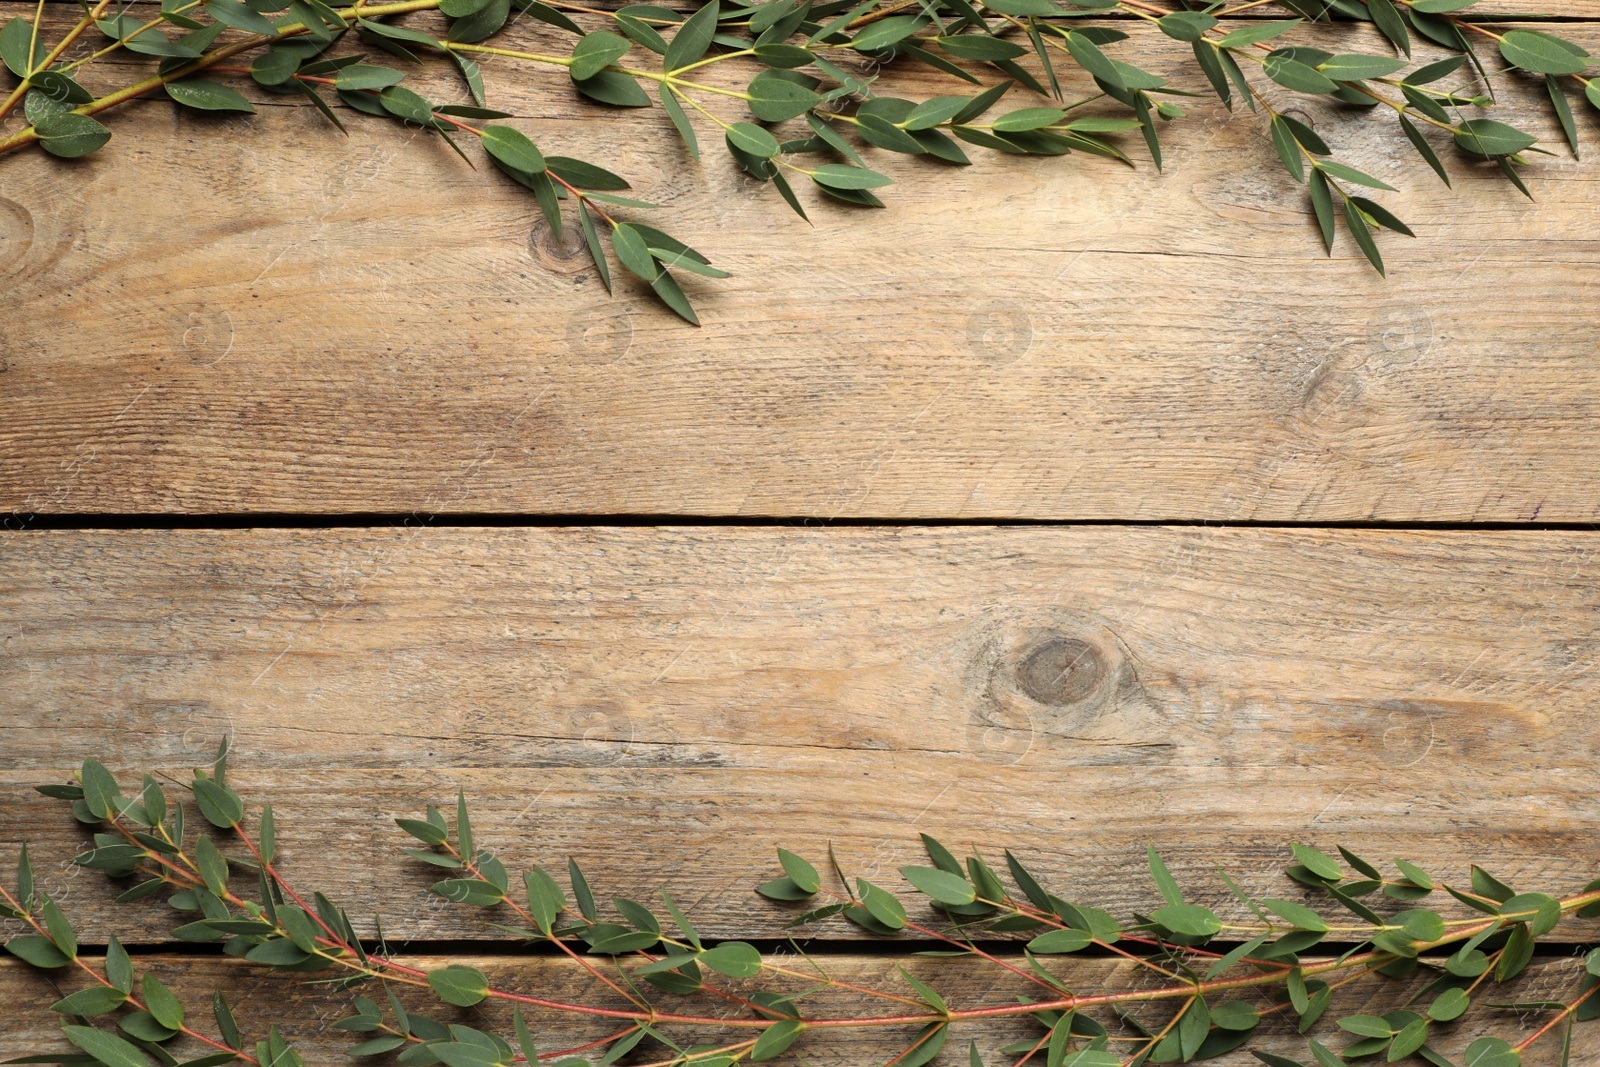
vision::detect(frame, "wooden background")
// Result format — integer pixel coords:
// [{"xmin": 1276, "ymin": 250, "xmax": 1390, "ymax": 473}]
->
[{"xmin": 2, "ymin": 0, "xmax": 1599, "ymax": 1059}]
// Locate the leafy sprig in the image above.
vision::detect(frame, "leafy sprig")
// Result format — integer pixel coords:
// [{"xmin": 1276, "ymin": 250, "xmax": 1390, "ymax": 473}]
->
[
  {"xmin": 1, "ymin": 0, "xmax": 1590, "ymax": 316},
  {"xmin": 6, "ymin": 746, "xmax": 1600, "ymax": 1067}
]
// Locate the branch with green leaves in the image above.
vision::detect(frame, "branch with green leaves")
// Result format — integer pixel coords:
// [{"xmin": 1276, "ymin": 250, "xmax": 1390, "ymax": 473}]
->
[
  {"xmin": 1, "ymin": 0, "xmax": 1593, "ymax": 317},
  {"xmin": 6, "ymin": 746, "xmax": 1600, "ymax": 1067}
]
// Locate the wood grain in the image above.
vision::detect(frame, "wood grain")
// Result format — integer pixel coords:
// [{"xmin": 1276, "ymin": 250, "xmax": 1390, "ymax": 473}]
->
[
  {"xmin": 2, "ymin": 954, "xmax": 1594, "ymax": 1066},
  {"xmin": 2, "ymin": 527, "xmax": 1598, "ymax": 944},
  {"xmin": 2, "ymin": 13, "xmax": 1600, "ymax": 519}
]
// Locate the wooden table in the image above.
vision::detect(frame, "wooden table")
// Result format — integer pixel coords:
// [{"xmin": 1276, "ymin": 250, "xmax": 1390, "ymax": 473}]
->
[{"xmin": 2, "ymin": 0, "xmax": 1599, "ymax": 1059}]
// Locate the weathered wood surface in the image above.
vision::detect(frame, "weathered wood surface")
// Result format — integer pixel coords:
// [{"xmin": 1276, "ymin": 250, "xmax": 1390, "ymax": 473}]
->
[
  {"xmin": 2, "ymin": 954, "xmax": 1595, "ymax": 1066},
  {"xmin": 3, "ymin": 527, "xmax": 1598, "ymax": 943},
  {"xmin": 3, "ymin": 12, "xmax": 1600, "ymax": 519}
]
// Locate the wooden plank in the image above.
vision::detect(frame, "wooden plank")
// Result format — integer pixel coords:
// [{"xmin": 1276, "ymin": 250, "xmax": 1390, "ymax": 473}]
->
[
  {"xmin": 2, "ymin": 954, "xmax": 1594, "ymax": 1066},
  {"xmin": 3, "ymin": 15, "xmax": 1600, "ymax": 520},
  {"xmin": 3, "ymin": 527, "xmax": 1599, "ymax": 944}
]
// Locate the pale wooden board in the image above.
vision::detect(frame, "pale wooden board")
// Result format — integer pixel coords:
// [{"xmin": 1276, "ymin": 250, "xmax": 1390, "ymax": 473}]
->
[
  {"xmin": 3, "ymin": 527, "xmax": 1599, "ymax": 944},
  {"xmin": 2, "ymin": 954, "xmax": 1595, "ymax": 1066},
  {"xmin": 3, "ymin": 13, "xmax": 1600, "ymax": 519}
]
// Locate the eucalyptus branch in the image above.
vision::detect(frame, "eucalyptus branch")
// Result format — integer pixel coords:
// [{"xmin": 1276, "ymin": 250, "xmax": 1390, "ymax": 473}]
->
[
  {"xmin": 1, "ymin": 0, "xmax": 1593, "ymax": 319},
  {"xmin": 4, "ymin": 746, "xmax": 1600, "ymax": 1067}
]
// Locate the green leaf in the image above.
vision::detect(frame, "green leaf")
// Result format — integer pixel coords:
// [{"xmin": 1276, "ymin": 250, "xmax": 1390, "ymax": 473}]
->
[
  {"xmin": 348, "ymin": 1036, "xmax": 407, "ymax": 1056},
  {"xmin": 1317, "ymin": 53, "xmax": 1408, "ymax": 80},
  {"xmin": 1317, "ymin": 160, "xmax": 1396, "ymax": 190},
  {"xmin": 212, "ymin": 993, "xmax": 239, "ymax": 1051},
  {"xmin": 902, "ymin": 96, "xmax": 971, "ymax": 131},
  {"xmin": 900, "ymin": 866, "xmax": 975, "ymax": 905},
  {"xmin": 610, "ymin": 223, "xmax": 658, "ymax": 282},
  {"xmin": 1290, "ymin": 845, "xmax": 1342, "ymax": 881},
  {"xmin": 193, "ymin": 780, "xmax": 243, "ymax": 828},
  {"xmin": 777, "ymin": 850, "xmax": 820, "ymax": 893},
  {"xmin": 1026, "ymin": 928, "xmax": 1093, "ymax": 954},
  {"xmin": 851, "ymin": 15, "xmax": 925, "ymax": 51},
  {"xmin": 1, "ymin": 17, "xmax": 47, "ymax": 77},
  {"xmin": 726, "ymin": 121, "xmax": 781, "ymax": 157},
  {"xmin": 811, "ymin": 163, "xmax": 892, "ymax": 189},
  {"xmin": 104, "ymin": 938, "xmax": 134, "ymax": 996},
  {"xmin": 747, "ymin": 73, "xmax": 821, "ymax": 121},
  {"xmin": 1261, "ymin": 898, "xmax": 1327, "ymax": 931},
  {"xmin": 1340, "ymin": 1014, "xmax": 1395, "ymax": 1038},
  {"xmin": 524, "ymin": 867, "xmax": 565, "ymax": 936},
  {"xmin": 251, "ymin": 48, "xmax": 301, "ymax": 87},
  {"xmin": 1367, "ymin": 0, "xmax": 1410, "ymax": 56},
  {"xmin": 652, "ymin": 890, "xmax": 700, "ymax": 951},
  {"xmin": 1496, "ymin": 921, "xmax": 1535, "ymax": 981},
  {"xmin": 62, "ymin": 1027, "xmax": 150, "ymax": 1067},
  {"xmin": 142, "ymin": 974, "xmax": 185, "ymax": 1031},
  {"xmin": 1343, "ymin": 195, "xmax": 1385, "ymax": 275},
  {"xmin": 430, "ymin": 878, "xmax": 506, "ymax": 906},
  {"xmin": 548, "ymin": 156, "xmax": 630, "ymax": 190},
  {"xmin": 750, "ymin": 1020, "xmax": 803, "ymax": 1061},
  {"xmin": 698, "ymin": 941, "xmax": 762, "ymax": 977},
  {"xmin": 1158, "ymin": 11, "xmax": 1215, "ymax": 41},
  {"xmin": 1428, "ymin": 988, "xmax": 1469, "ymax": 1022},
  {"xmin": 428, "ymin": 965, "xmax": 490, "ymax": 1007},
  {"xmin": 16, "ymin": 842, "xmax": 35, "ymax": 912},
  {"xmin": 1152, "ymin": 903, "xmax": 1220, "ymax": 937},
  {"xmin": 936, "ymin": 35, "xmax": 1025, "ymax": 60},
  {"xmin": 1146, "ymin": 847, "xmax": 1184, "ymax": 907},
  {"xmin": 1216, "ymin": 19, "xmax": 1301, "ymax": 48},
  {"xmin": 574, "ymin": 69, "xmax": 650, "ymax": 107},
  {"xmin": 1462, "ymin": 1037, "xmax": 1521, "ymax": 1067},
  {"xmin": 1399, "ymin": 115, "xmax": 1450, "ymax": 185},
  {"xmin": 1063, "ymin": 32, "xmax": 1121, "ymax": 89},
  {"xmin": 1252, "ymin": 1055, "xmax": 1312, "ymax": 1067},
  {"xmin": 660, "ymin": 85, "xmax": 699, "ymax": 161},
  {"xmin": 6, "ymin": 934, "xmax": 71, "ymax": 968},
  {"xmin": 482, "ymin": 126, "xmax": 546, "ymax": 173},
  {"xmin": 578, "ymin": 201, "xmax": 611, "ymax": 293},
  {"xmin": 898, "ymin": 967, "xmax": 948, "ymax": 1015},
  {"xmin": 1265, "ymin": 56, "xmax": 1338, "ymax": 95},
  {"xmin": 1193, "ymin": 40, "xmax": 1231, "ymax": 107},
  {"xmin": 1545, "ymin": 75, "xmax": 1579, "ymax": 158},
  {"xmin": 1390, "ymin": 1018, "xmax": 1429, "ymax": 1061},
  {"xmin": 1454, "ymin": 119, "xmax": 1537, "ymax": 157},
  {"xmin": 119, "ymin": 1010, "xmax": 179, "ymax": 1043},
  {"xmin": 1501, "ymin": 892, "xmax": 1561, "ymax": 935},
  {"xmin": 857, "ymin": 879, "xmax": 907, "ymax": 928},
  {"xmin": 206, "ymin": 0, "xmax": 281, "ymax": 35},
  {"xmin": 43, "ymin": 897, "xmax": 77, "ymax": 958},
  {"xmin": 982, "ymin": 0, "xmax": 1058, "ymax": 13},
  {"xmin": 195, "ymin": 836, "xmax": 229, "ymax": 898},
  {"xmin": 571, "ymin": 30, "xmax": 631, "ymax": 80},
  {"xmin": 512, "ymin": 1006, "xmax": 538, "ymax": 1067},
  {"xmin": 757, "ymin": 877, "xmax": 813, "ymax": 900},
  {"xmin": 81, "ymin": 760, "xmax": 123, "ymax": 820},
  {"xmin": 1499, "ymin": 29, "xmax": 1588, "ymax": 76},
  {"xmin": 1396, "ymin": 909, "xmax": 1444, "ymax": 941},
  {"xmin": 332, "ymin": 64, "xmax": 405, "ymax": 92},
  {"xmin": 1211, "ymin": 1001, "xmax": 1259, "ymax": 1031},
  {"xmin": 51, "ymin": 987, "xmax": 130, "ymax": 1016},
  {"xmin": 257, "ymin": 803, "xmax": 276, "ymax": 866},
  {"xmin": 992, "ymin": 107, "xmax": 1067, "ymax": 132},
  {"xmin": 1270, "ymin": 115, "xmax": 1306, "ymax": 181},
  {"xmin": 1206, "ymin": 934, "xmax": 1270, "ymax": 978}
]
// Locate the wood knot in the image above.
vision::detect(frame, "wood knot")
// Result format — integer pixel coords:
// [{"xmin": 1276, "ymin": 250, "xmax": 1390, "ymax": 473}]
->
[
  {"xmin": 0, "ymin": 197, "xmax": 36, "ymax": 278},
  {"xmin": 529, "ymin": 218, "xmax": 591, "ymax": 275},
  {"xmin": 1015, "ymin": 637, "xmax": 1105, "ymax": 707}
]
